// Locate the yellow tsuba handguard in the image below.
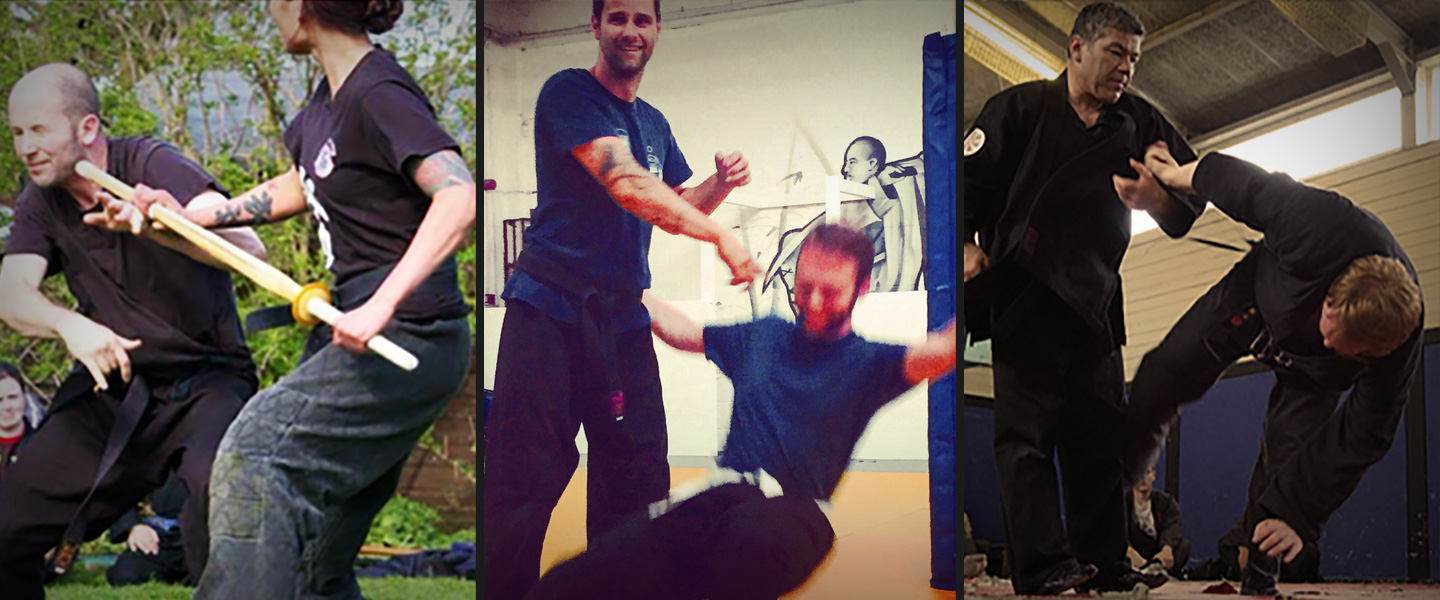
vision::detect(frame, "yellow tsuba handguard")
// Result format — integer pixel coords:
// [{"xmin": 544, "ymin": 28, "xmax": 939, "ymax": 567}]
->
[{"xmin": 291, "ymin": 282, "xmax": 333, "ymax": 328}]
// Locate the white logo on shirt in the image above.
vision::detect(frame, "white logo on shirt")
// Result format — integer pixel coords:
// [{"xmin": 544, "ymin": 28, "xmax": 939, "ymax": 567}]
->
[
  {"xmin": 299, "ymin": 166, "xmax": 336, "ymax": 269},
  {"xmin": 314, "ymin": 138, "xmax": 337, "ymax": 178},
  {"xmin": 963, "ymin": 128, "xmax": 985, "ymax": 157},
  {"xmin": 646, "ymin": 145, "xmax": 661, "ymax": 179}
]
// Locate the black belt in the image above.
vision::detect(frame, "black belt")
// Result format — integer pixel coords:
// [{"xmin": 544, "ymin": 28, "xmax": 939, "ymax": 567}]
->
[
  {"xmin": 513, "ymin": 250, "xmax": 639, "ymax": 421},
  {"xmin": 244, "ymin": 257, "xmax": 461, "ymax": 334},
  {"xmin": 48, "ymin": 371, "xmax": 152, "ymax": 577}
]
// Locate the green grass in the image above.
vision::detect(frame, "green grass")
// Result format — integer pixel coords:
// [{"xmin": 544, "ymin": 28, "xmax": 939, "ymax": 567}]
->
[{"xmin": 48, "ymin": 563, "xmax": 476, "ymax": 600}]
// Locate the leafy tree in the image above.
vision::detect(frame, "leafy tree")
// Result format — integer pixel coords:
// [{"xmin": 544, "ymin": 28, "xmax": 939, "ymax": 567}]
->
[{"xmin": 0, "ymin": 0, "xmax": 477, "ymax": 390}]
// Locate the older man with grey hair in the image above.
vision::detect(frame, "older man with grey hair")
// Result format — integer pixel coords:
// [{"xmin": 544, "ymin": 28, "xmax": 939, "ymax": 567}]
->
[{"xmin": 964, "ymin": 2, "xmax": 1201, "ymax": 594}]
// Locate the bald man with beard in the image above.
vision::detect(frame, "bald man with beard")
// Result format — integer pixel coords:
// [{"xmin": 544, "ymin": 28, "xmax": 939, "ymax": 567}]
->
[{"xmin": 0, "ymin": 63, "xmax": 264, "ymax": 599}]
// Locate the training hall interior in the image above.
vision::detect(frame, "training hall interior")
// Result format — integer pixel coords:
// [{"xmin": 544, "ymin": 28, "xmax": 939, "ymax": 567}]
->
[
  {"xmin": 963, "ymin": 1, "xmax": 1440, "ymax": 598},
  {"xmin": 484, "ymin": 1, "xmax": 957, "ymax": 598}
]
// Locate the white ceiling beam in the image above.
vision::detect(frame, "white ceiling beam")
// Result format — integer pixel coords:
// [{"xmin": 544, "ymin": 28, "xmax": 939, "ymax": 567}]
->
[
  {"xmin": 1143, "ymin": 0, "xmax": 1245, "ymax": 49},
  {"xmin": 1189, "ymin": 44, "xmax": 1440, "ymax": 152},
  {"xmin": 1358, "ymin": 0, "xmax": 1415, "ymax": 96}
]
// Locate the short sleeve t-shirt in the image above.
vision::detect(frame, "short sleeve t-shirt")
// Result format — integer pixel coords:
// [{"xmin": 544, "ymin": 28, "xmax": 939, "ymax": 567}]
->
[
  {"xmin": 703, "ymin": 317, "xmax": 913, "ymax": 500},
  {"xmin": 502, "ymin": 68, "xmax": 693, "ymax": 332},
  {"xmin": 283, "ymin": 46, "xmax": 467, "ymax": 321},
  {"xmin": 2, "ymin": 137, "xmax": 254, "ymax": 378}
]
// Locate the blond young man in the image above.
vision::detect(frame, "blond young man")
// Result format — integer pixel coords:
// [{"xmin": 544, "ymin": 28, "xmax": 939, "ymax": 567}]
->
[{"xmin": 1119, "ymin": 143, "xmax": 1423, "ymax": 594}]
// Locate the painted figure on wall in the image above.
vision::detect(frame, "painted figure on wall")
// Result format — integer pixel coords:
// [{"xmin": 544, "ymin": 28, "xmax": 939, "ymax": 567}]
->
[{"xmin": 755, "ymin": 135, "xmax": 926, "ymax": 320}]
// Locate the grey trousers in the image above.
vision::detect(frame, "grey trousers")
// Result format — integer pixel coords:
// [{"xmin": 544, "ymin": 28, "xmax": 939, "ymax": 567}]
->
[{"xmin": 194, "ymin": 317, "xmax": 471, "ymax": 600}]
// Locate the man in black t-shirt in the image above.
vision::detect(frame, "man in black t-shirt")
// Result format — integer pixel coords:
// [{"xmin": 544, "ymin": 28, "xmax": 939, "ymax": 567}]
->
[{"xmin": 0, "ymin": 63, "xmax": 262, "ymax": 599}]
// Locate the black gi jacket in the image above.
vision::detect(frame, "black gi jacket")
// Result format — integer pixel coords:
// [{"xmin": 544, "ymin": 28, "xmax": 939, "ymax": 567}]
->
[
  {"xmin": 1196, "ymin": 153, "xmax": 1422, "ymax": 390},
  {"xmin": 1125, "ymin": 490, "xmax": 1184, "ymax": 559},
  {"xmin": 964, "ymin": 73, "xmax": 1200, "ymax": 352},
  {"xmin": 1192, "ymin": 154, "xmax": 1423, "ymax": 540}
]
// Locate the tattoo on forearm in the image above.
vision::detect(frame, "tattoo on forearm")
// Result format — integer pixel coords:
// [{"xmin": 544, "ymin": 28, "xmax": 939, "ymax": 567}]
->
[
  {"xmin": 412, "ymin": 151, "xmax": 475, "ymax": 198},
  {"xmin": 212, "ymin": 183, "xmax": 275, "ymax": 228},
  {"xmin": 213, "ymin": 205, "xmax": 244, "ymax": 227},
  {"xmin": 598, "ymin": 147, "xmax": 618, "ymax": 179}
]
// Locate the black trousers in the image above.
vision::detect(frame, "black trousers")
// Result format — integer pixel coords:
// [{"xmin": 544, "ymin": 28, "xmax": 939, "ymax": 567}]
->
[
  {"xmin": 106, "ymin": 530, "xmax": 188, "ymax": 586},
  {"xmin": 1132, "ymin": 534, "xmax": 1190, "ymax": 577},
  {"xmin": 484, "ymin": 301, "xmax": 670, "ymax": 600},
  {"xmin": 990, "ymin": 281, "xmax": 1130, "ymax": 593},
  {"xmin": 1127, "ymin": 251, "xmax": 1407, "ymax": 555},
  {"xmin": 0, "ymin": 369, "xmax": 251, "ymax": 600},
  {"xmin": 525, "ymin": 483, "xmax": 835, "ymax": 600}
]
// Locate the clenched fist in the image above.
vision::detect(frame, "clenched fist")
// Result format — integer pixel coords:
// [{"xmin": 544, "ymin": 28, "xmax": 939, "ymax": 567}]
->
[{"xmin": 715, "ymin": 151, "xmax": 750, "ymax": 189}]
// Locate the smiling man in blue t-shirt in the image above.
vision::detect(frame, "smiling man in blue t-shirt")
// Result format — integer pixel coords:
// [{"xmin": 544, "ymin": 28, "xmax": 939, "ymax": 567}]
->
[
  {"xmin": 525, "ymin": 224, "xmax": 957, "ymax": 600},
  {"xmin": 485, "ymin": 1, "xmax": 766, "ymax": 598}
]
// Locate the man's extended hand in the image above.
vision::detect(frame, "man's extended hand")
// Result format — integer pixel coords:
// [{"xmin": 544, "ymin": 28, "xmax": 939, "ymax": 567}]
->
[
  {"xmin": 963, "ymin": 242, "xmax": 988, "ymax": 282},
  {"xmin": 81, "ymin": 192, "xmax": 146, "ymax": 235},
  {"xmin": 1253, "ymin": 518, "xmax": 1303, "ymax": 563},
  {"xmin": 54, "ymin": 314, "xmax": 142, "ymax": 390},
  {"xmin": 1112, "ymin": 158, "xmax": 1170, "ymax": 213},
  {"xmin": 715, "ymin": 151, "xmax": 750, "ymax": 189},
  {"xmin": 127, "ymin": 524, "xmax": 160, "ymax": 555},
  {"xmin": 716, "ymin": 231, "xmax": 761, "ymax": 290}
]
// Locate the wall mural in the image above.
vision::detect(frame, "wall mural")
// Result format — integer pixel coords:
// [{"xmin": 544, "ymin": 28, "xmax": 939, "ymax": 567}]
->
[{"xmin": 738, "ymin": 132, "xmax": 927, "ymax": 320}]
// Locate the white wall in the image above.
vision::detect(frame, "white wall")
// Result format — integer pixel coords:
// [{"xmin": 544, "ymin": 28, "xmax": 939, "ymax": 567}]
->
[{"xmin": 481, "ymin": 0, "xmax": 954, "ymax": 465}]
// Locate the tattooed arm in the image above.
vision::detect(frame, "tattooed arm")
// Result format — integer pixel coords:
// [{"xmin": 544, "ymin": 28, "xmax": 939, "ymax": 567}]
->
[
  {"xmin": 147, "ymin": 190, "xmax": 268, "ymax": 268},
  {"xmin": 346, "ymin": 151, "xmax": 476, "ymax": 312},
  {"xmin": 129, "ymin": 168, "xmax": 309, "ymax": 232},
  {"xmin": 188, "ymin": 168, "xmax": 310, "ymax": 228},
  {"xmin": 85, "ymin": 187, "xmax": 269, "ymax": 269},
  {"xmin": 572, "ymin": 137, "xmax": 761, "ymax": 287}
]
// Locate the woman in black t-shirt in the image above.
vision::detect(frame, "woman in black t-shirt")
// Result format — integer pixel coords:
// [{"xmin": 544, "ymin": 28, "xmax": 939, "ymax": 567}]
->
[{"xmin": 127, "ymin": 1, "xmax": 475, "ymax": 597}]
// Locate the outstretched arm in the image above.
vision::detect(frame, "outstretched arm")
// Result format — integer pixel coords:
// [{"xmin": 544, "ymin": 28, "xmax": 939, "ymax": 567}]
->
[
  {"xmin": 1142, "ymin": 141, "xmax": 1199, "ymax": 195},
  {"xmin": 83, "ymin": 190, "xmax": 269, "ymax": 269},
  {"xmin": 128, "ymin": 168, "xmax": 309, "ymax": 229},
  {"xmin": 903, "ymin": 318, "xmax": 957, "ymax": 385},
  {"xmin": 0, "ymin": 255, "xmax": 141, "ymax": 389},
  {"xmin": 575, "ymin": 137, "xmax": 760, "ymax": 289},
  {"xmin": 642, "ymin": 291, "xmax": 705, "ymax": 354}
]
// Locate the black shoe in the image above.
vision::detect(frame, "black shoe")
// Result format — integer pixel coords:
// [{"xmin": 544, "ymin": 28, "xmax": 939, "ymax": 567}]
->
[
  {"xmin": 1076, "ymin": 567, "xmax": 1169, "ymax": 593},
  {"xmin": 1240, "ymin": 548, "xmax": 1279, "ymax": 596},
  {"xmin": 1035, "ymin": 562, "xmax": 1100, "ymax": 596}
]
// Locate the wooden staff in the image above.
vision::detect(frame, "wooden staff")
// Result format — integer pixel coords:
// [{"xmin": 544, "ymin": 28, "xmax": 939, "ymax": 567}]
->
[{"xmin": 76, "ymin": 160, "xmax": 419, "ymax": 372}]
